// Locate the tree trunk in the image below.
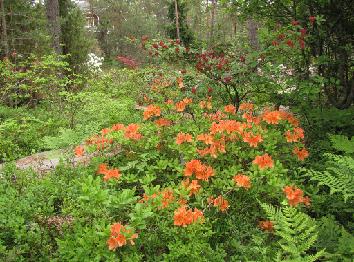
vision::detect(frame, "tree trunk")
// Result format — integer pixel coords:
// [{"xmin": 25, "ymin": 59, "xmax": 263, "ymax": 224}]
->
[
  {"xmin": 174, "ymin": 0, "xmax": 180, "ymax": 40},
  {"xmin": 0, "ymin": 0, "xmax": 9, "ymax": 56},
  {"xmin": 209, "ymin": 0, "xmax": 216, "ymax": 45},
  {"xmin": 247, "ymin": 19, "xmax": 260, "ymax": 50},
  {"xmin": 45, "ymin": 0, "xmax": 62, "ymax": 54}
]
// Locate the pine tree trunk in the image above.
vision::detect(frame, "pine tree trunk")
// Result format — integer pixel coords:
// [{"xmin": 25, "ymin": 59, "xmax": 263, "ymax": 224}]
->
[
  {"xmin": 0, "ymin": 0, "xmax": 9, "ymax": 56},
  {"xmin": 45, "ymin": 0, "xmax": 62, "ymax": 54},
  {"xmin": 174, "ymin": 0, "xmax": 180, "ymax": 40}
]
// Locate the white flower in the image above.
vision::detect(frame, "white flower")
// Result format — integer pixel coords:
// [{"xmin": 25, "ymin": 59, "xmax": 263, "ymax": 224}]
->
[{"xmin": 87, "ymin": 53, "xmax": 104, "ymax": 73}]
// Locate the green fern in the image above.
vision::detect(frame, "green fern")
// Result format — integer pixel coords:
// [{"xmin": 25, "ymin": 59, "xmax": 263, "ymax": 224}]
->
[
  {"xmin": 306, "ymin": 153, "xmax": 354, "ymax": 202},
  {"xmin": 261, "ymin": 203, "xmax": 325, "ymax": 262},
  {"xmin": 329, "ymin": 135, "xmax": 354, "ymax": 154}
]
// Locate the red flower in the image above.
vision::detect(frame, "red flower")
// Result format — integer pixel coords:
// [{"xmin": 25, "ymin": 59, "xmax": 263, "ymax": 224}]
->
[
  {"xmin": 152, "ymin": 43, "xmax": 159, "ymax": 49},
  {"xmin": 286, "ymin": 39, "xmax": 294, "ymax": 48},
  {"xmin": 300, "ymin": 28, "xmax": 307, "ymax": 37},
  {"xmin": 299, "ymin": 38, "xmax": 305, "ymax": 49},
  {"xmin": 272, "ymin": 40, "xmax": 279, "ymax": 46},
  {"xmin": 278, "ymin": 34, "xmax": 286, "ymax": 40},
  {"xmin": 191, "ymin": 86, "xmax": 197, "ymax": 94},
  {"xmin": 309, "ymin": 16, "xmax": 316, "ymax": 25},
  {"xmin": 291, "ymin": 20, "xmax": 300, "ymax": 26},
  {"xmin": 240, "ymin": 56, "xmax": 245, "ymax": 63},
  {"xmin": 208, "ymin": 87, "xmax": 213, "ymax": 93}
]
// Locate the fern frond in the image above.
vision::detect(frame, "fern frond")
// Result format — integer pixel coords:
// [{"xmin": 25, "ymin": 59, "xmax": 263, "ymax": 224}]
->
[
  {"xmin": 329, "ymin": 135, "xmax": 354, "ymax": 154},
  {"xmin": 261, "ymin": 204, "xmax": 325, "ymax": 261},
  {"xmin": 306, "ymin": 153, "xmax": 354, "ymax": 202}
]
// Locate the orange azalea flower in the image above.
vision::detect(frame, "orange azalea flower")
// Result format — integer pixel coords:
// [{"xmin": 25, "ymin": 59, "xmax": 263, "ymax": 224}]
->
[
  {"xmin": 112, "ymin": 123, "xmax": 125, "ymax": 131},
  {"xmin": 107, "ymin": 223, "xmax": 138, "ymax": 250},
  {"xmin": 294, "ymin": 127, "xmax": 304, "ymax": 139},
  {"xmin": 233, "ymin": 174, "xmax": 251, "ymax": 189},
  {"xmin": 213, "ymin": 195, "xmax": 229, "ymax": 212},
  {"xmin": 253, "ymin": 153, "xmax": 274, "ymax": 169},
  {"xmin": 182, "ymin": 178, "xmax": 201, "ymax": 195},
  {"xmin": 143, "ymin": 104, "xmax": 161, "ymax": 120},
  {"xmin": 283, "ymin": 186, "xmax": 310, "ymax": 206},
  {"xmin": 285, "ymin": 130, "xmax": 299, "ymax": 142},
  {"xmin": 199, "ymin": 100, "xmax": 212, "ymax": 110},
  {"xmin": 101, "ymin": 128, "xmax": 111, "ymax": 135},
  {"xmin": 176, "ymin": 77, "xmax": 184, "ymax": 89},
  {"xmin": 224, "ymin": 104, "xmax": 236, "ymax": 114},
  {"xmin": 197, "ymin": 133, "xmax": 214, "ymax": 145},
  {"xmin": 175, "ymin": 101, "xmax": 187, "ymax": 112},
  {"xmin": 239, "ymin": 102, "xmax": 254, "ymax": 111},
  {"xmin": 293, "ymin": 147, "xmax": 309, "ymax": 161},
  {"xmin": 210, "ymin": 120, "xmax": 244, "ymax": 135},
  {"xmin": 173, "ymin": 206, "xmax": 204, "ymax": 227},
  {"xmin": 74, "ymin": 146, "xmax": 84, "ymax": 157},
  {"xmin": 262, "ymin": 111, "xmax": 282, "ymax": 124},
  {"xmin": 302, "ymin": 196, "xmax": 311, "ymax": 206},
  {"xmin": 243, "ymin": 132, "xmax": 263, "ymax": 147},
  {"xmin": 176, "ymin": 132, "xmax": 193, "ymax": 145},
  {"xmin": 103, "ymin": 169, "xmax": 121, "ymax": 181},
  {"xmin": 258, "ymin": 220, "xmax": 274, "ymax": 232},
  {"xmin": 97, "ymin": 163, "xmax": 108, "ymax": 175},
  {"xmin": 161, "ymin": 188, "xmax": 175, "ymax": 209},
  {"xmin": 155, "ymin": 118, "xmax": 172, "ymax": 127},
  {"xmin": 165, "ymin": 99, "xmax": 174, "ymax": 105},
  {"xmin": 124, "ymin": 124, "xmax": 142, "ymax": 140},
  {"xmin": 184, "ymin": 160, "xmax": 215, "ymax": 181}
]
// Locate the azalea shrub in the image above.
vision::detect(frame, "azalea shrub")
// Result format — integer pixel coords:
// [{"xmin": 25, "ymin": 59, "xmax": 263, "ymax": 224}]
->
[{"xmin": 70, "ymin": 66, "xmax": 320, "ymax": 261}]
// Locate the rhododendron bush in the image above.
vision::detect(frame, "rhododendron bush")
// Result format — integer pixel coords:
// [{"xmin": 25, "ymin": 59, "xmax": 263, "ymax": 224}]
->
[{"xmin": 73, "ymin": 67, "xmax": 314, "ymax": 260}]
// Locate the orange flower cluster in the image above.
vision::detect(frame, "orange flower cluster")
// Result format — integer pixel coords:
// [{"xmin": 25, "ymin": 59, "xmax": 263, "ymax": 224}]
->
[
  {"xmin": 242, "ymin": 113, "xmax": 261, "ymax": 124},
  {"xmin": 233, "ymin": 174, "xmax": 251, "ymax": 189},
  {"xmin": 243, "ymin": 132, "xmax": 263, "ymax": 147},
  {"xmin": 124, "ymin": 124, "xmax": 143, "ymax": 140},
  {"xmin": 184, "ymin": 160, "xmax": 215, "ymax": 181},
  {"xmin": 173, "ymin": 206, "xmax": 204, "ymax": 227},
  {"xmin": 199, "ymin": 97, "xmax": 212, "ymax": 110},
  {"xmin": 143, "ymin": 104, "xmax": 161, "ymax": 120},
  {"xmin": 155, "ymin": 118, "xmax": 172, "ymax": 127},
  {"xmin": 182, "ymin": 178, "xmax": 201, "ymax": 195},
  {"xmin": 139, "ymin": 188, "xmax": 175, "ymax": 209},
  {"xmin": 85, "ymin": 134, "xmax": 113, "ymax": 150},
  {"xmin": 258, "ymin": 220, "xmax": 274, "ymax": 232},
  {"xmin": 293, "ymin": 147, "xmax": 309, "ymax": 161},
  {"xmin": 253, "ymin": 154, "xmax": 274, "ymax": 170},
  {"xmin": 197, "ymin": 134, "xmax": 226, "ymax": 158},
  {"xmin": 74, "ymin": 145, "xmax": 84, "ymax": 157},
  {"xmin": 285, "ymin": 127, "xmax": 304, "ymax": 142},
  {"xmin": 283, "ymin": 186, "xmax": 310, "ymax": 206},
  {"xmin": 107, "ymin": 223, "xmax": 138, "ymax": 251},
  {"xmin": 211, "ymin": 195, "xmax": 229, "ymax": 212},
  {"xmin": 239, "ymin": 102, "xmax": 254, "ymax": 111},
  {"xmin": 210, "ymin": 120, "xmax": 245, "ymax": 135},
  {"xmin": 176, "ymin": 132, "xmax": 193, "ymax": 145},
  {"xmin": 175, "ymin": 98, "xmax": 192, "ymax": 112},
  {"xmin": 224, "ymin": 104, "xmax": 236, "ymax": 114},
  {"xmin": 97, "ymin": 164, "xmax": 121, "ymax": 181},
  {"xmin": 262, "ymin": 110, "xmax": 282, "ymax": 124}
]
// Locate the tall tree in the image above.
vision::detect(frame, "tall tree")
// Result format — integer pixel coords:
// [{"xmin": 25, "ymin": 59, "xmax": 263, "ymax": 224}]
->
[
  {"xmin": 0, "ymin": 0, "xmax": 9, "ymax": 56},
  {"xmin": 45, "ymin": 0, "xmax": 62, "ymax": 54},
  {"xmin": 174, "ymin": 0, "xmax": 180, "ymax": 39}
]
